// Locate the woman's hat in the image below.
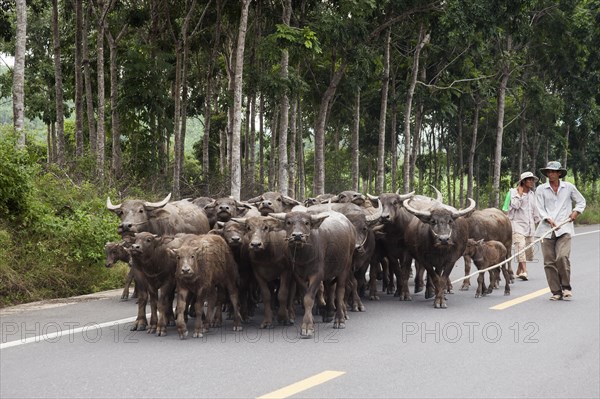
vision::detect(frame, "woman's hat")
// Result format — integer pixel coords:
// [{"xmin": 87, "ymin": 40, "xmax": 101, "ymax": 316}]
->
[
  {"xmin": 539, "ymin": 161, "xmax": 567, "ymax": 178},
  {"xmin": 516, "ymin": 171, "xmax": 539, "ymax": 186}
]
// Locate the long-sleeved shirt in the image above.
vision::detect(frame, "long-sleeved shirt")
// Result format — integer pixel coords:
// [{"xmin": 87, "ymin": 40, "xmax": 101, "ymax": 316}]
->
[
  {"xmin": 535, "ymin": 180, "xmax": 586, "ymax": 238},
  {"xmin": 508, "ymin": 188, "xmax": 540, "ymax": 236}
]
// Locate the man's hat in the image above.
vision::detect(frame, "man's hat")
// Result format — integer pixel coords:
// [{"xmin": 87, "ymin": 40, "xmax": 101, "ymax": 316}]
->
[
  {"xmin": 516, "ymin": 171, "xmax": 539, "ymax": 186},
  {"xmin": 539, "ymin": 161, "xmax": 567, "ymax": 178}
]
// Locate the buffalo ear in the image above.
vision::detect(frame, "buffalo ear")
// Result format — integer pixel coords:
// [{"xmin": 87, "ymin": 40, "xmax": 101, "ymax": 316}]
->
[
  {"xmin": 415, "ymin": 214, "xmax": 431, "ymax": 224},
  {"xmin": 208, "ymin": 228, "xmax": 223, "ymax": 237},
  {"xmin": 265, "ymin": 216, "xmax": 285, "ymax": 231},
  {"xmin": 151, "ymin": 208, "xmax": 170, "ymax": 219},
  {"xmin": 166, "ymin": 248, "xmax": 178, "ymax": 258}
]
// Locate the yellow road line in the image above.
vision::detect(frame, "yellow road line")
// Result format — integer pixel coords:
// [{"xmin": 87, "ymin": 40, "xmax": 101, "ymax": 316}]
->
[
  {"xmin": 257, "ymin": 370, "xmax": 346, "ymax": 399},
  {"xmin": 490, "ymin": 287, "xmax": 550, "ymax": 310}
]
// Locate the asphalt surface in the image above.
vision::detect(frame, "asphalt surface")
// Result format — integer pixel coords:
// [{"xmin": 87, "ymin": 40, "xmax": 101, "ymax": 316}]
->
[{"xmin": 1, "ymin": 224, "xmax": 599, "ymax": 398}]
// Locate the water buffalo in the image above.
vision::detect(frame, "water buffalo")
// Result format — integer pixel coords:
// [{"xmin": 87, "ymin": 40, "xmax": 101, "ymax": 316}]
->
[
  {"xmin": 210, "ymin": 219, "xmax": 259, "ymax": 322},
  {"xmin": 304, "ymin": 202, "xmax": 382, "ymax": 310},
  {"xmin": 229, "ymin": 216, "xmax": 295, "ymax": 328},
  {"xmin": 304, "ymin": 194, "xmax": 335, "ymax": 207},
  {"xmin": 366, "ymin": 192, "xmax": 415, "ymax": 299},
  {"xmin": 270, "ymin": 210, "xmax": 356, "ymax": 338},
  {"xmin": 168, "ymin": 234, "xmax": 243, "ymax": 339},
  {"xmin": 107, "ymin": 193, "xmax": 210, "ymax": 236},
  {"xmin": 104, "ymin": 241, "xmax": 136, "ymax": 300},
  {"xmin": 403, "ymin": 197, "xmax": 476, "ymax": 308},
  {"xmin": 464, "ymin": 239, "xmax": 510, "ymax": 297},
  {"xmin": 245, "ymin": 191, "xmax": 301, "ymax": 216},
  {"xmin": 126, "ymin": 232, "xmax": 191, "ymax": 335},
  {"xmin": 204, "ymin": 197, "xmax": 258, "ymax": 225},
  {"xmin": 460, "ymin": 208, "xmax": 513, "ymax": 291}
]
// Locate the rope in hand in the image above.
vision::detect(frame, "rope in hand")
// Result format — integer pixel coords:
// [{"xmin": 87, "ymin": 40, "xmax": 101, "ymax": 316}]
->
[{"xmin": 450, "ymin": 218, "xmax": 573, "ymax": 286}]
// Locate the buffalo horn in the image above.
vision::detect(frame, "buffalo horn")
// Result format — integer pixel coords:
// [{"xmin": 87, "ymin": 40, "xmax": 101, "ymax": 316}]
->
[
  {"xmin": 143, "ymin": 193, "xmax": 171, "ymax": 209},
  {"xmin": 106, "ymin": 196, "xmax": 121, "ymax": 210},
  {"xmin": 452, "ymin": 198, "xmax": 476, "ymax": 218},
  {"xmin": 398, "ymin": 191, "xmax": 415, "ymax": 201},
  {"xmin": 366, "ymin": 193, "xmax": 379, "ymax": 202},
  {"xmin": 365, "ymin": 206, "xmax": 383, "ymax": 224},
  {"xmin": 431, "ymin": 186, "xmax": 443, "ymax": 202},
  {"xmin": 268, "ymin": 213, "xmax": 286, "ymax": 221},
  {"xmin": 324, "ymin": 195, "xmax": 339, "ymax": 204},
  {"xmin": 402, "ymin": 198, "xmax": 431, "ymax": 218}
]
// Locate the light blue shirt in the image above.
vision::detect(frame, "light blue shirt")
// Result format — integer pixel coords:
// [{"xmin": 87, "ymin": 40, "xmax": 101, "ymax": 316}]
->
[{"xmin": 535, "ymin": 180, "xmax": 586, "ymax": 238}]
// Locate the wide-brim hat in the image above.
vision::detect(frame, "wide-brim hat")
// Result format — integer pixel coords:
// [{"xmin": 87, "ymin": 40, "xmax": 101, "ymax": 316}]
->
[
  {"xmin": 539, "ymin": 161, "xmax": 567, "ymax": 178},
  {"xmin": 516, "ymin": 171, "xmax": 539, "ymax": 186}
]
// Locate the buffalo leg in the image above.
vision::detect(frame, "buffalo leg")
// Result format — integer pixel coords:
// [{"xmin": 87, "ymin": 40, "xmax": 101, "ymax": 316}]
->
[
  {"xmin": 255, "ymin": 272, "xmax": 275, "ymax": 329},
  {"xmin": 131, "ymin": 289, "xmax": 148, "ymax": 331},
  {"xmin": 461, "ymin": 255, "xmax": 472, "ymax": 291},
  {"xmin": 147, "ymin": 288, "xmax": 159, "ymax": 334},
  {"xmin": 121, "ymin": 269, "xmax": 134, "ymax": 300},
  {"xmin": 300, "ymin": 274, "xmax": 321, "ymax": 338},
  {"xmin": 333, "ymin": 273, "xmax": 349, "ymax": 329},
  {"xmin": 175, "ymin": 288, "xmax": 189, "ymax": 339},
  {"xmin": 414, "ymin": 262, "xmax": 425, "ymax": 294}
]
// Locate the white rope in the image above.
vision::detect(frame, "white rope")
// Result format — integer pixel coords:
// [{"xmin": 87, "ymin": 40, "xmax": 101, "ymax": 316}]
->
[{"xmin": 450, "ymin": 219, "xmax": 572, "ymax": 285}]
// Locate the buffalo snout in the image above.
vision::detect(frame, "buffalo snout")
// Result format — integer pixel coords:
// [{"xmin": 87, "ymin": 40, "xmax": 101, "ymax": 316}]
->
[
  {"xmin": 180, "ymin": 265, "xmax": 192, "ymax": 274},
  {"xmin": 250, "ymin": 241, "xmax": 263, "ymax": 249}
]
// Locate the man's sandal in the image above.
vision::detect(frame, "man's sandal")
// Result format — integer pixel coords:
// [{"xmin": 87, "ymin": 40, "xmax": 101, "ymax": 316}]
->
[
  {"xmin": 549, "ymin": 294, "xmax": 563, "ymax": 301},
  {"xmin": 562, "ymin": 290, "xmax": 572, "ymax": 300}
]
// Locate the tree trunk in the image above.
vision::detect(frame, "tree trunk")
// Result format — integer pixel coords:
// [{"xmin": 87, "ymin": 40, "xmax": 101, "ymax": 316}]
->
[
  {"xmin": 13, "ymin": 0, "xmax": 27, "ymax": 148},
  {"xmin": 82, "ymin": 2, "xmax": 96, "ymax": 155},
  {"xmin": 390, "ymin": 71, "xmax": 398, "ymax": 191},
  {"xmin": 403, "ymin": 25, "xmax": 430, "ymax": 194},
  {"xmin": 467, "ymin": 98, "xmax": 480, "ymax": 201},
  {"xmin": 249, "ymin": 93, "xmax": 257, "ymax": 195},
  {"xmin": 52, "ymin": 0, "xmax": 66, "ymax": 167},
  {"xmin": 259, "ymin": 94, "xmax": 265, "ymax": 192},
  {"xmin": 74, "ymin": 0, "xmax": 84, "ymax": 157},
  {"xmin": 457, "ymin": 102, "xmax": 464, "ymax": 206},
  {"xmin": 277, "ymin": 0, "xmax": 292, "ymax": 196},
  {"xmin": 269, "ymin": 109, "xmax": 278, "ymax": 191},
  {"xmin": 107, "ymin": 25, "xmax": 127, "ymax": 180},
  {"xmin": 492, "ymin": 68, "xmax": 510, "ymax": 207},
  {"xmin": 230, "ymin": 0, "xmax": 251, "ymax": 200},
  {"xmin": 313, "ymin": 58, "xmax": 347, "ymax": 195},
  {"xmin": 351, "ymin": 88, "xmax": 360, "ymax": 192},
  {"xmin": 297, "ymin": 99, "xmax": 305, "ymax": 200},
  {"xmin": 410, "ymin": 101, "xmax": 423, "ymax": 191},
  {"xmin": 96, "ymin": 0, "xmax": 108, "ymax": 181},
  {"xmin": 376, "ymin": 29, "xmax": 391, "ymax": 194},
  {"xmin": 563, "ymin": 124, "xmax": 570, "ymax": 169},
  {"xmin": 288, "ymin": 96, "xmax": 297, "ymax": 199}
]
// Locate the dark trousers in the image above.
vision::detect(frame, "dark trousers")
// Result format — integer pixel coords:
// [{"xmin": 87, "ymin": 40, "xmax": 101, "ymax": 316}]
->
[{"xmin": 541, "ymin": 233, "xmax": 572, "ymax": 295}]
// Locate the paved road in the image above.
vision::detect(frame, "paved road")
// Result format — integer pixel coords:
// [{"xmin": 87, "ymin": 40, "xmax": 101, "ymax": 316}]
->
[{"xmin": 1, "ymin": 224, "xmax": 599, "ymax": 398}]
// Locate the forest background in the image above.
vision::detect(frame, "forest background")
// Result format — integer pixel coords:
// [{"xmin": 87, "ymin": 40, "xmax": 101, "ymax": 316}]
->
[{"xmin": 0, "ymin": 0, "xmax": 598, "ymax": 307}]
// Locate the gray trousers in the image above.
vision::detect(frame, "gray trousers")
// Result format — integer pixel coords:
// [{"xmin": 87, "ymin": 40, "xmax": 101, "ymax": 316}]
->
[{"xmin": 541, "ymin": 232, "xmax": 572, "ymax": 295}]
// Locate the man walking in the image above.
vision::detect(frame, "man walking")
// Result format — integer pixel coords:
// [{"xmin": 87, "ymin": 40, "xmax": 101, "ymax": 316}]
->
[
  {"xmin": 508, "ymin": 171, "xmax": 540, "ymax": 280},
  {"xmin": 535, "ymin": 161, "xmax": 586, "ymax": 301}
]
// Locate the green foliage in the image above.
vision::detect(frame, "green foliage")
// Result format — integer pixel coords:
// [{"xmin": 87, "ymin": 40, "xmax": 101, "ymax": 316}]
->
[
  {"xmin": 0, "ymin": 137, "xmax": 126, "ymax": 307},
  {"xmin": 0, "ymin": 128, "xmax": 35, "ymax": 220}
]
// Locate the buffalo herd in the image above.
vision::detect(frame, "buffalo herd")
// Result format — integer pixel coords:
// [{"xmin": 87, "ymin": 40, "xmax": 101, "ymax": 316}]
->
[{"xmin": 105, "ymin": 189, "xmax": 513, "ymax": 339}]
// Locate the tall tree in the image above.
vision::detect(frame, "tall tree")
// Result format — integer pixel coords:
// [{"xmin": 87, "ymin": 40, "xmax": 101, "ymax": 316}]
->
[
  {"xmin": 51, "ymin": 0, "xmax": 66, "ymax": 166},
  {"xmin": 230, "ymin": 0, "xmax": 251, "ymax": 200},
  {"xmin": 74, "ymin": 0, "xmax": 84, "ymax": 157},
  {"xmin": 95, "ymin": 0, "xmax": 113, "ymax": 181},
  {"xmin": 82, "ymin": 2, "xmax": 96, "ymax": 155},
  {"xmin": 402, "ymin": 24, "xmax": 429, "ymax": 193},
  {"xmin": 13, "ymin": 0, "xmax": 27, "ymax": 148},
  {"xmin": 375, "ymin": 28, "xmax": 390, "ymax": 194},
  {"xmin": 105, "ymin": 12, "xmax": 128, "ymax": 179},
  {"xmin": 277, "ymin": 0, "xmax": 292, "ymax": 196}
]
